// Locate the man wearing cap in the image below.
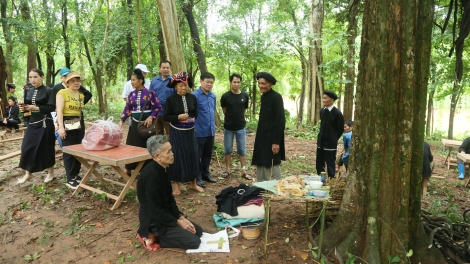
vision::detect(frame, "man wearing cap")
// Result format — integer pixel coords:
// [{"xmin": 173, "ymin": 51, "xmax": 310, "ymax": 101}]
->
[
  {"xmin": 122, "ymin": 64, "xmax": 151, "ymax": 101},
  {"xmin": 149, "ymin": 60, "xmax": 174, "ymax": 136},
  {"xmin": 252, "ymin": 72, "xmax": 286, "ymax": 182},
  {"xmin": 316, "ymin": 90, "xmax": 344, "ymax": 178}
]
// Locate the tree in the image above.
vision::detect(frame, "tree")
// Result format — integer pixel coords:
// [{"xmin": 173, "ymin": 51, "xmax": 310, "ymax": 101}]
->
[
  {"xmin": 20, "ymin": 0, "xmax": 37, "ymax": 80},
  {"xmin": 0, "ymin": 0, "xmax": 13, "ymax": 83},
  {"xmin": 342, "ymin": 0, "xmax": 359, "ymax": 122},
  {"xmin": 156, "ymin": 0, "xmax": 187, "ymax": 73},
  {"xmin": 320, "ymin": 0, "xmax": 446, "ymax": 263},
  {"xmin": 179, "ymin": 0, "xmax": 208, "ymax": 73},
  {"xmin": 307, "ymin": 0, "xmax": 324, "ymax": 125}
]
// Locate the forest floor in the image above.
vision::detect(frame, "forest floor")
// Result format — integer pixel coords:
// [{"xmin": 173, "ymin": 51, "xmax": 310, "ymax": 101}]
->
[{"xmin": 0, "ymin": 126, "xmax": 467, "ymax": 264}]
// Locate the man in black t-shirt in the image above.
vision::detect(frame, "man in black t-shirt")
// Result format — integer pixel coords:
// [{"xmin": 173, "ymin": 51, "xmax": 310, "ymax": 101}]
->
[{"xmin": 220, "ymin": 73, "xmax": 251, "ymax": 180}]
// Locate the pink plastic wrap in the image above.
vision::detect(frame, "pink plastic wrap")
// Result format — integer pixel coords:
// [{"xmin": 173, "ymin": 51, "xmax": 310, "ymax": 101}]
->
[{"xmin": 82, "ymin": 118, "xmax": 123, "ymax": 150}]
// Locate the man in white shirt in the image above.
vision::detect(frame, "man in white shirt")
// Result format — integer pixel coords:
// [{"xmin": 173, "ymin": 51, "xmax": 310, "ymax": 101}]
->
[{"xmin": 121, "ymin": 64, "xmax": 151, "ymax": 101}]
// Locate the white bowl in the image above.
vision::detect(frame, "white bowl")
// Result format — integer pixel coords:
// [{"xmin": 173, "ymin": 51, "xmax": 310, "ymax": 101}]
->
[
  {"xmin": 309, "ymin": 181, "xmax": 323, "ymax": 188},
  {"xmin": 313, "ymin": 190, "xmax": 327, "ymax": 198}
]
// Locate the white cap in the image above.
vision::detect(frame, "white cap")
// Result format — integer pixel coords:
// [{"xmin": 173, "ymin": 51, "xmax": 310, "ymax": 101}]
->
[{"xmin": 135, "ymin": 64, "xmax": 150, "ymax": 73}]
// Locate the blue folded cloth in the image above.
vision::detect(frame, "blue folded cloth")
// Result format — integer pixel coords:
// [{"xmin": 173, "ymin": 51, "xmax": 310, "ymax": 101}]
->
[{"xmin": 213, "ymin": 214, "xmax": 264, "ymax": 228}]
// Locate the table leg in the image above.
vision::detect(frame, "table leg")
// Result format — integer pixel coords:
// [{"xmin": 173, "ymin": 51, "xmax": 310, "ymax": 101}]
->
[
  {"xmin": 306, "ymin": 201, "xmax": 309, "ymax": 234},
  {"xmin": 75, "ymin": 156, "xmax": 104, "ymax": 181},
  {"xmin": 317, "ymin": 201, "xmax": 326, "ymax": 258},
  {"xmin": 73, "ymin": 161, "xmax": 98, "ymax": 196},
  {"xmin": 113, "ymin": 165, "xmax": 136, "ymax": 189},
  {"xmin": 110, "ymin": 161, "xmax": 144, "ymax": 210},
  {"xmin": 444, "ymin": 149, "xmax": 451, "ymax": 165}
]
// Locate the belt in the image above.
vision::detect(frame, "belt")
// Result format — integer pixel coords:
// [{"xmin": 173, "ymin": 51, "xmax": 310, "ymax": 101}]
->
[{"xmin": 29, "ymin": 116, "xmax": 52, "ymax": 128}]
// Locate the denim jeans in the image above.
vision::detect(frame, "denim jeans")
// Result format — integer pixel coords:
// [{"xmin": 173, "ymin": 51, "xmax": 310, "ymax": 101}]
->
[{"xmin": 223, "ymin": 128, "xmax": 246, "ymax": 156}]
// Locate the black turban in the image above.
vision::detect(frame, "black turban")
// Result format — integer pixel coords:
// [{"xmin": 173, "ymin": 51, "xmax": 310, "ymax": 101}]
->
[
  {"xmin": 167, "ymin": 72, "xmax": 193, "ymax": 89},
  {"xmin": 324, "ymin": 90, "xmax": 338, "ymax": 101},
  {"xmin": 256, "ymin": 72, "xmax": 277, "ymax": 85}
]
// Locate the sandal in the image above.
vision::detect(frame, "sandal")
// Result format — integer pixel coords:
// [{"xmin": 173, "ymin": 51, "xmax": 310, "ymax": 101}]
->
[
  {"xmin": 137, "ymin": 234, "xmax": 162, "ymax": 252},
  {"xmin": 241, "ymin": 172, "xmax": 253, "ymax": 180},
  {"xmin": 221, "ymin": 171, "xmax": 230, "ymax": 178}
]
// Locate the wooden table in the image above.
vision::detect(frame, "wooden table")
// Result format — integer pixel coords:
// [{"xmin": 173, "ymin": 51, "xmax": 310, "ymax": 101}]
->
[
  {"xmin": 458, "ymin": 153, "xmax": 470, "ymax": 187},
  {"xmin": 62, "ymin": 144, "xmax": 151, "ymax": 210},
  {"xmin": 441, "ymin": 139, "xmax": 463, "ymax": 169}
]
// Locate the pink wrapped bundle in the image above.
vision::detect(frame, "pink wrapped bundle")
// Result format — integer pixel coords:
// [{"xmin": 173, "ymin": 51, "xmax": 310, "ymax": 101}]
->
[{"xmin": 82, "ymin": 118, "xmax": 123, "ymax": 150}]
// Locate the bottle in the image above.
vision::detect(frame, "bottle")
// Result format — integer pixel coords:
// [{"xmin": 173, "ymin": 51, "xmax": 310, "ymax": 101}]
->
[{"xmin": 320, "ymin": 172, "xmax": 326, "ymax": 183}]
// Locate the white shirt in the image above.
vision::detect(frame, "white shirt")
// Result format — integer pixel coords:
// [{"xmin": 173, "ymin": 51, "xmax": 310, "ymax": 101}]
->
[{"xmin": 121, "ymin": 80, "xmax": 150, "ymax": 99}]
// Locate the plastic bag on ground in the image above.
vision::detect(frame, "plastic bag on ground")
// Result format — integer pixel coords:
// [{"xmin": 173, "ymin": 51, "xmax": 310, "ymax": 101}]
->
[{"xmin": 82, "ymin": 117, "xmax": 123, "ymax": 150}]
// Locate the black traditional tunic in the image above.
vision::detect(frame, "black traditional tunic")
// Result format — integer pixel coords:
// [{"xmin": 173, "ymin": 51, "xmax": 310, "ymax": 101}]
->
[
  {"xmin": 252, "ymin": 89, "xmax": 286, "ymax": 167},
  {"xmin": 19, "ymin": 84, "xmax": 56, "ymax": 173},
  {"xmin": 137, "ymin": 160, "xmax": 183, "ymax": 237},
  {"xmin": 163, "ymin": 93, "xmax": 199, "ymax": 183},
  {"xmin": 317, "ymin": 106, "xmax": 344, "ymax": 149}
]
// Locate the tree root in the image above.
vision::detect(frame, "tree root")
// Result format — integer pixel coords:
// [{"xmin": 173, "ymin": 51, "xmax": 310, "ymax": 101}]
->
[{"xmin": 422, "ymin": 212, "xmax": 470, "ymax": 262}]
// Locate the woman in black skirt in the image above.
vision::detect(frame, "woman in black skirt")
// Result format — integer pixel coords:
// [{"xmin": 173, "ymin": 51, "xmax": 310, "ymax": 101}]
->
[
  {"xmin": 17, "ymin": 68, "xmax": 56, "ymax": 184},
  {"xmin": 163, "ymin": 72, "xmax": 203, "ymax": 196},
  {"xmin": 119, "ymin": 69, "xmax": 162, "ymax": 176}
]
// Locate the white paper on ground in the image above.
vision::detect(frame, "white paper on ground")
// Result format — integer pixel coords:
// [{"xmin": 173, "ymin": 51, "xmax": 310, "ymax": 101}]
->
[{"xmin": 186, "ymin": 225, "xmax": 240, "ymax": 253}]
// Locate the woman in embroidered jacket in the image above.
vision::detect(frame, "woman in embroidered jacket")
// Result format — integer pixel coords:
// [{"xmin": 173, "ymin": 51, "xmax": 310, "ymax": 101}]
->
[{"xmin": 119, "ymin": 68, "xmax": 162, "ymax": 176}]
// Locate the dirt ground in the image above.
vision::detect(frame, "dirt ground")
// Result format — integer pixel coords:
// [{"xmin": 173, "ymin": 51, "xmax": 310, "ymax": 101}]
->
[{"xmin": 0, "ymin": 127, "xmax": 467, "ymax": 264}]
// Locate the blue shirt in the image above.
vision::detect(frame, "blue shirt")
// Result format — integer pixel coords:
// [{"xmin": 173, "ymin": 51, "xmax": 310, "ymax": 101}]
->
[
  {"xmin": 193, "ymin": 87, "xmax": 216, "ymax": 137},
  {"xmin": 342, "ymin": 131, "xmax": 352, "ymax": 164},
  {"xmin": 149, "ymin": 75, "xmax": 174, "ymax": 116}
]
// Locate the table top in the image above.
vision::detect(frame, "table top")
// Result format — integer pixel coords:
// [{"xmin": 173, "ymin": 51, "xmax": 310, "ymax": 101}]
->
[
  {"xmin": 62, "ymin": 144, "xmax": 151, "ymax": 166},
  {"xmin": 441, "ymin": 139, "xmax": 463, "ymax": 149},
  {"xmin": 253, "ymin": 180, "xmax": 330, "ymax": 201},
  {"xmin": 457, "ymin": 153, "xmax": 470, "ymax": 162}
]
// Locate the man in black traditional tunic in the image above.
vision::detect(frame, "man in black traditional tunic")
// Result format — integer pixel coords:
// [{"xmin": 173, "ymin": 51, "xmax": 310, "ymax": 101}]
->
[
  {"xmin": 316, "ymin": 90, "xmax": 344, "ymax": 178},
  {"xmin": 251, "ymin": 72, "xmax": 286, "ymax": 182}
]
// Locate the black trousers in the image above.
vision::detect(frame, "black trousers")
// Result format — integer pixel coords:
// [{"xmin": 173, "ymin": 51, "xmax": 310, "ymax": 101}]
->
[
  {"xmin": 197, "ymin": 136, "xmax": 214, "ymax": 181},
  {"xmin": 316, "ymin": 148, "xmax": 337, "ymax": 178},
  {"xmin": 0, "ymin": 119, "xmax": 19, "ymax": 129},
  {"xmin": 159, "ymin": 222, "xmax": 203, "ymax": 249},
  {"xmin": 62, "ymin": 127, "xmax": 85, "ymax": 181}
]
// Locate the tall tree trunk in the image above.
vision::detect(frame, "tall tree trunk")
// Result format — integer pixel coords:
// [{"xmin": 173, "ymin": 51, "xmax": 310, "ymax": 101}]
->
[
  {"xmin": 157, "ymin": 23, "xmax": 167, "ymax": 62},
  {"xmin": 0, "ymin": 46, "xmax": 7, "ymax": 111},
  {"xmin": 20, "ymin": 0, "xmax": 37, "ymax": 81},
  {"xmin": 136, "ymin": 0, "xmax": 142, "ymax": 63},
  {"xmin": 179, "ymin": 0, "xmax": 208, "ymax": 73},
  {"xmin": 36, "ymin": 53, "xmax": 42, "ymax": 71},
  {"xmin": 447, "ymin": 0, "xmax": 470, "ymax": 139},
  {"xmin": 101, "ymin": 0, "xmax": 110, "ymax": 118},
  {"xmin": 251, "ymin": 67, "xmax": 257, "ymax": 118},
  {"xmin": 42, "ymin": 0, "xmax": 55, "ymax": 86},
  {"xmin": 156, "ymin": 0, "xmax": 187, "ymax": 73},
  {"xmin": 343, "ymin": 2, "xmax": 358, "ymax": 122},
  {"xmin": 62, "ymin": 1, "xmax": 71, "ymax": 68},
  {"xmin": 337, "ymin": 49, "xmax": 343, "ymax": 112},
  {"xmin": 75, "ymin": 0, "xmax": 104, "ymax": 113},
  {"xmin": 426, "ymin": 87, "xmax": 435, "ymax": 137},
  {"xmin": 0, "ymin": 0, "xmax": 13, "ymax": 83},
  {"xmin": 307, "ymin": 0, "xmax": 324, "ymax": 125},
  {"xmin": 320, "ymin": 0, "xmax": 445, "ymax": 263},
  {"xmin": 124, "ymin": 0, "xmax": 134, "ymax": 80}
]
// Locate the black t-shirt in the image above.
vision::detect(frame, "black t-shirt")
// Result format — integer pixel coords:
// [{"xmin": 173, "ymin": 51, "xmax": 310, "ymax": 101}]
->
[{"xmin": 220, "ymin": 90, "xmax": 249, "ymax": 131}]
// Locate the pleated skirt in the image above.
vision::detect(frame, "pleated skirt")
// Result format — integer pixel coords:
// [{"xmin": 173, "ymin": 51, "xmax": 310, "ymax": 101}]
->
[
  {"xmin": 19, "ymin": 118, "xmax": 55, "ymax": 173},
  {"xmin": 169, "ymin": 125, "xmax": 199, "ymax": 183}
]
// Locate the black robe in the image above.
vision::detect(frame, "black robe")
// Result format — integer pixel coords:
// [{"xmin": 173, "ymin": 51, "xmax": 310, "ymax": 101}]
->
[
  {"xmin": 422, "ymin": 142, "xmax": 433, "ymax": 178},
  {"xmin": 317, "ymin": 106, "xmax": 344, "ymax": 149},
  {"xmin": 19, "ymin": 85, "xmax": 56, "ymax": 172},
  {"xmin": 459, "ymin": 137, "xmax": 470, "ymax": 154},
  {"xmin": 252, "ymin": 89, "xmax": 286, "ymax": 167},
  {"xmin": 137, "ymin": 160, "xmax": 183, "ymax": 237}
]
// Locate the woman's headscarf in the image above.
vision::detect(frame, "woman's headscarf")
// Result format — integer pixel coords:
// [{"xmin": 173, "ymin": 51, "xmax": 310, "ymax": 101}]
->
[{"xmin": 167, "ymin": 72, "xmax": 193, "ymax": 89}]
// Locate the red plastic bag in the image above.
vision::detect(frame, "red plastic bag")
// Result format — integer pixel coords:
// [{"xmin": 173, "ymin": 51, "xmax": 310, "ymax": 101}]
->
[{"xmin": 82, "ymin": 117, "xmax": 123, "ymax": 150}]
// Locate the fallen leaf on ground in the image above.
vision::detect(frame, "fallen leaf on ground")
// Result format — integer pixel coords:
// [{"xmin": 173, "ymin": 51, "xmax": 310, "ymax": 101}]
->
[
  {"xmin": 95, "ymin": 222, "xmax": 103, "ymax": 228},
  {"xmin": 83, "ymin": 218, "xmax": 91, "ymax": 223}
]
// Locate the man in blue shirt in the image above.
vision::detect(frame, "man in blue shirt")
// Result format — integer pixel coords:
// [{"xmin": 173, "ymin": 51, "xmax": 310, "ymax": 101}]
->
[
  {"xmin": 149, "ymin": 60, "xmax": 173, "ymax": 136},
  {"xmin": 193, "ymin": 72, "xmax": 217, "ymax": 188}
]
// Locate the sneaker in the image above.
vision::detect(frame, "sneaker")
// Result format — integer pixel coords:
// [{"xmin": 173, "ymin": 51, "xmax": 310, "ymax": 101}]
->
[
  {"xmin": 73, "ymin": 175, "xmax": 82, "ymax": 183},
  {"xmin": 66, "ymin": 180, "xmax": 79, "ymax": 189}
]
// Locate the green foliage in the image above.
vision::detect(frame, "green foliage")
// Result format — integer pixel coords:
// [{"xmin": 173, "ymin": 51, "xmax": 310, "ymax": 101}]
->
[
  {"xmin": 427, "ymin": 189, "xmax": 462, "ymax": 223},
  {"xmin": 387, "ymin": 255, "xmax": 400, "ymax": 263},
  {"xmin": 425, "ymin": 129, "xmax": 447, "ymax": 141}
]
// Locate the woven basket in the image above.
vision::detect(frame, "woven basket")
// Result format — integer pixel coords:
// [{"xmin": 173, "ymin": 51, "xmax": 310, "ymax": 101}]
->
[{"xmin": 242, "ymin": 225, "xmax": 261, "ymax": 240}]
